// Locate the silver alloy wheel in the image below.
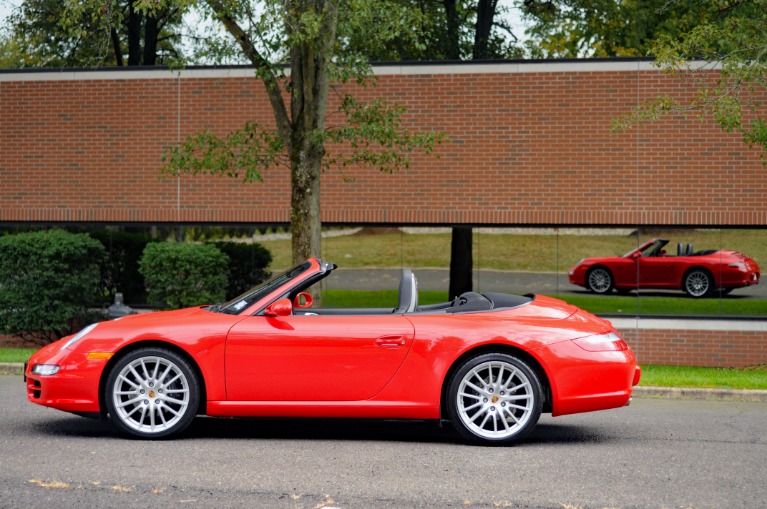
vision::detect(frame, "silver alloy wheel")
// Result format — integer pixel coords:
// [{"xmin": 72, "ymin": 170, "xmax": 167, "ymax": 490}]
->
[
  {"xmin": 111, "ymin": 355, "xmax": 191, "ymax": 434},
  {"xmin": 587, "ymin": 267, "xmax": 612, "ymax": 294},
  {"xmin": 455, "ymin": 360, "xmax": 535, "ymax": 440},
  {"xmin": 684, "ymin": 270, "xmax": 711, "ymax": 297}
]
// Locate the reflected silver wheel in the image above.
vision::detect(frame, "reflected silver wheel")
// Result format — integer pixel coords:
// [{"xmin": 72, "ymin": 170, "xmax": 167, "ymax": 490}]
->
[
  {"xmin": 106, "ymin": 348, "xmax": 199, "ymax": 438},
  {"xmin": 684, "ymin": 269, "xmax": 712, "ymax": 298},
  {"xmin": 448, "ymin": 354, "xmax": 542, "ymax": 444},
  {"xmin": 587, "ymin": 267, "xmax": 613, "ymax": 294}
]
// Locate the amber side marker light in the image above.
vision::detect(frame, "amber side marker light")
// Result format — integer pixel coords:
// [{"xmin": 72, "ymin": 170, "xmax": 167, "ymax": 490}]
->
[{"xmin": 86, "ymin": 352, "xmax": 114, "ymax": 360}]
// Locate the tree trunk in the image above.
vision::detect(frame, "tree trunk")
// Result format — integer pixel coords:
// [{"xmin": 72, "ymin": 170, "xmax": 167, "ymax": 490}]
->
[
  {"xmin": 444, "ymin": 0, "xmax": 460, "ymax": 60},
  {"xmin": 143, "ymin": 14, "xmax": 159, "ymax": 66},
  {"xmin": 290, "ymin": 153, "xmax": 322, "ymax": 264},
  {"xmin": 473, "ymin": 0, "xmax": 497, "ymax": 59},
  {"xmin": 127, "ymin": 4, "xmax": 142, "ymax": 66},
  {"xmin": 449, "ymin": 226, "xmax": 473, "ymax": 299},
  {"xmin": 110, "ymin": 27, "xmax": 123, "ymax": 66}
]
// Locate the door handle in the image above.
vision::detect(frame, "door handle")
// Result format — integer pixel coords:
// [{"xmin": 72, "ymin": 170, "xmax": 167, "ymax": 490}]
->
[{"xmin": 375, "ymin": 335, "xmax": 407, "ymax": 348}]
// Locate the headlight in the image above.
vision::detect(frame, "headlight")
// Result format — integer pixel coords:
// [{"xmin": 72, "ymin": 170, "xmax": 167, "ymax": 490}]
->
[
  {"xmin": 572, "ymin": 331, "xmax": 628, "ymax": 352},
  {"xmin": 31, "ymin": 364, "xmax": 60, "ymax": 376},
  {"xmin": 60, "ymin": 323, "xmax": 98, "ymax": 351},
  {"xmin": 728, "ymin": 262, "xmax": 747, "ymax": 270}
]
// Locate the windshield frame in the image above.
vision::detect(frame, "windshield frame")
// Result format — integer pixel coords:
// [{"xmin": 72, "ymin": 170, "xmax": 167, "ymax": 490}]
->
[{"xmin": 217, "ymin": 261, "xmax": 313, "ymax": 315}]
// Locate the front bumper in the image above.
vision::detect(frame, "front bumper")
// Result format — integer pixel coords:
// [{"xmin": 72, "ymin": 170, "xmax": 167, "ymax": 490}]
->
[{"xmin": 25, "ymin": 344, "xmax": 105, "ymax": 414}]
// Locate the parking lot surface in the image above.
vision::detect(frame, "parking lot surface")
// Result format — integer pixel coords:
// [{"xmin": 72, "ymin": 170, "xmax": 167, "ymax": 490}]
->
[{"xmin": 1, "ymin": 375, "xmax": 765, "ymax": 508}]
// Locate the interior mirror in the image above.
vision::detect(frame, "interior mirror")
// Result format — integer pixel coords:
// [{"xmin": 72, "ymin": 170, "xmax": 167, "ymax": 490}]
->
[
  {"xmin": 293, "ymin": 292, "xmax": 313, "ymax": 309},
  {"xmin": 264, "ymin": 298, "xmax": 292, "ymax": 317}
]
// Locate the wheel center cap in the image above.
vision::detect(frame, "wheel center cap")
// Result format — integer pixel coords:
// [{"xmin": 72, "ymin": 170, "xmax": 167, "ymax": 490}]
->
[
  {"xmin": 491, "ymin": 395, "xmax": 499, "ymax": 404},
  {"xmin": 148, "ymin": 390, "xmax": 156, "ymax": 398}
]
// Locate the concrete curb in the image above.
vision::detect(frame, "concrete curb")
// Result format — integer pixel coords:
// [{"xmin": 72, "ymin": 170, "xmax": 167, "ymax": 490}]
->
[
  {"xmin": 633, "ymin": 385, "xmax": 767, "ymax": 402},
  {"xmin": 2, "ymin": 362, "xmax": 765, "ymax": 402},
  {"xmin": 0, "ymin": 362, "xmax": 24, "ymax": 374}
]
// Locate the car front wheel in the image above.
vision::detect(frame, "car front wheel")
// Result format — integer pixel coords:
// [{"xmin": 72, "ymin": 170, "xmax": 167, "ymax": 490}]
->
[
  {"xmin": 447, "ymin": 353, "xmax": 543, "ymax": 445},
  {"xmin": 105, "ymin": 348, "xmax": 199, "ymax": 438},
  {"xmin": 683, "ymin": 269, "xmax": 712, "ymax": 298},
  {"xmin": 586, "ymin": 267, "xmax": 614, "ymax": 294}
]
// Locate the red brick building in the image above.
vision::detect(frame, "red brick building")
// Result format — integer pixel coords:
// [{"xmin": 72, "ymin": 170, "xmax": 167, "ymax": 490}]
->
[{"xmin": 1, "ymin": 60, "xmax": 765, "ymax": 367}]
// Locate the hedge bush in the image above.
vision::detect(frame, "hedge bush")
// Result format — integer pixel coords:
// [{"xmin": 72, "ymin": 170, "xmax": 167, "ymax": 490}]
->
[
  {"xmin": 0, "ymin": 230, "xmax": 106, "ymax": 344},
  {"xmin": 139, "ymin": 242, "xmax": 229, "ymax": 310},
  {"xmin": 89, "ymin": 229, "xmax": 155, "ymax": 305},
  {"xmin": 210, "ymin": 241, "xmax": 272, "ymax": 299}
]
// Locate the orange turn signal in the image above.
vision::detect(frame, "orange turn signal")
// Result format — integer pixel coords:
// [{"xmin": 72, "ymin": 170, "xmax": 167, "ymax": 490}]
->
[{"xmin": 86, "ymin": 352, "xmax": 114, "ymax": 360}]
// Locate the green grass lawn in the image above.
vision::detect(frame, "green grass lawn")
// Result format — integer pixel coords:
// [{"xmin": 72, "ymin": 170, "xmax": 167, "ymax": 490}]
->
[
  {"xmin": 640, "ymin": 364, "xmax": 767, "ymax": 390},
  {"xmin": 553, "ymin": 294, "xmax": 767, "ymax": 316},
  {"xmin": 0, "ymin": 348, "xmax": 36, "ymax": 363}
]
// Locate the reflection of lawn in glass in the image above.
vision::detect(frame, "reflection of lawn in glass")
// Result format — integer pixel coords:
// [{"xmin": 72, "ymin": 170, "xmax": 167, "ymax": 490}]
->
[
  {"xmin": 556, "ymin": 294, "xmax": 767, "ymax": 317},
  {"xmin": 322, "ymin": 290, "xmax": 767, "ymax": 317},
  {"xmin": 258, "ymin": 229, "xmax": 767, "ymax": 274}
]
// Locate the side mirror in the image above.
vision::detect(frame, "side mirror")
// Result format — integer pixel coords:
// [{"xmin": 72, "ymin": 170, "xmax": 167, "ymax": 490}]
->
[
  {"xmin": 264, "ymin": 298, "xmax": 292, "ymax": 317},
  {"xmin": 293, "ymin": 292, "xmax": 313, "ymax": 309},
  {"xmin": 630, "ymin": 251, "xmax": 641, "ymax": 260}
]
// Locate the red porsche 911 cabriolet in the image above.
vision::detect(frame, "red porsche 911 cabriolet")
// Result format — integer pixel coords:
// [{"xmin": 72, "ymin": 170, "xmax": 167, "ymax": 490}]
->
[
  {"xmin": 26, "ymin": 258, "xmax": 640, "ymax": 445},
  {"xmin": 569, "ymin": 238, "xmax": 760, "ymax": 298}
]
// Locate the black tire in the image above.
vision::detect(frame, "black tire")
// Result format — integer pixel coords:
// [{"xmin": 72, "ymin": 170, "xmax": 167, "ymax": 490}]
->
[
  {"xmin": 683, "ymin": 269, "xmax": 713, "ymax": 298},
  {"xmin": 586, "ymin": 266, "xmax": 614, "ymax": 294},
  {"xmin": 447, "ymin": 353, "xmax": 543, "ymax": 445},
  {"xmin": 105, "ymin": 348, "xmax": 199, "ymax": 439}
]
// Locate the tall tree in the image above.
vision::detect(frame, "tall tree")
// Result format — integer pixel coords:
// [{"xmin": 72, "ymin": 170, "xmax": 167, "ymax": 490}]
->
[
  {"xmin": 346, "ymin": 0, "xmax": 525, "ymax": 61},
  {"xmin": 108, "ymin": 0, "xmax": 442, "ymax": 266},
  {"xmin": 615, "ymin": 0, "xmax": 767, "ymax": 160},
  {"xmin": 4, "ymin": 0, "xmax": 183, "ymax": 67},
  {"xmin": 519, "ymin": 0, "xmax": 758, "ymax": 58}
]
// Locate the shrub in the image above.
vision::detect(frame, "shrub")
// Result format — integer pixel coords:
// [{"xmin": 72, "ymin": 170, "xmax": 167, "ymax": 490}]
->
[
  {"xmin": 89, "ymin": 229, "xmax": 155, "ymax": 305},
  {"xmin": 210, "ymin": 241, "xmax": 272, "ymax": 299},
  {"xmin": 0, "ymin": 230, "xmax": 106, "ymax": 344},
  {"xmin": 139, "ymin": 242, "xmax": 229, "ymax": 310}
]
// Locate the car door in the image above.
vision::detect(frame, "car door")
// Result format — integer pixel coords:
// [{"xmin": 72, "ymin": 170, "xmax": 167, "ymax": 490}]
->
[
  {"xmin": 225, "ymin": 314, "xmax": 415, "ymax": 401},
  {"xmin": 637, "ymin": 257, "xmax": 675, "ymax": 287}
]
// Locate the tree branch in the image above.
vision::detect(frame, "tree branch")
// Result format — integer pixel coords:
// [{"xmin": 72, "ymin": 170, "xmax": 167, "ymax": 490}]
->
[{"xmin": 205, "ymin": 0, "xmax": 294, "ymax": 153}]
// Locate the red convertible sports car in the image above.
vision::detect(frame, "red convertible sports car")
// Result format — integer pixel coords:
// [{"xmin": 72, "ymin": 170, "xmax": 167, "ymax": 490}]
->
[
  {"xmin": 26, "ymin": 258, "xmax": 640, "ymax": 445},
  {"xmin": 569, "ymin": 238, "xmax": 760, "ymax": 298}
]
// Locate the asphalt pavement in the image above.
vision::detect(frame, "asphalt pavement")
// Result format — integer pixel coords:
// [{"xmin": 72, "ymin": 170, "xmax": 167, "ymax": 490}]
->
[{"xmin": 1, "ymin": 374, "xmax": 766, "ymax": 509}]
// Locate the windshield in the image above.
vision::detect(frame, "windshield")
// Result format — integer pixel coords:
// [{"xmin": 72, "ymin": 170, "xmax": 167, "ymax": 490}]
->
[{"xmin": 218, "ymin": 261, "xmax": 312, "ymax": 315}]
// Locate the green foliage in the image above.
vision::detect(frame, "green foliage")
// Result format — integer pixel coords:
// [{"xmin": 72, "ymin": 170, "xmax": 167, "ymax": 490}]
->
[
  {"xmin": 89, "ymin": 229, "xmax": 157, "ymax": 305},
  {"xmin": 519, "ymin": 0, "xmax": 741, "ymax": 58},
  {"xmin": 614, "ymin": 0, "xmax": 767, "ymax": 161},
  {"xmin": 138, "ymin": 242, "xmax": 230, "ymax": 310},
  {"xmin": 210, "ymin": 241, "xmax": 272, "ymax": 299},
  {"xmin": 3, "ymin": 0, "xmax": 185, "ymax": 68},
  {"xmin": 161, "ymin": 122, "xmax": 287, "ymax": 181},
  {"xmin": 0, "ymin": 230, "xmax": 106, "ymax": 344}
]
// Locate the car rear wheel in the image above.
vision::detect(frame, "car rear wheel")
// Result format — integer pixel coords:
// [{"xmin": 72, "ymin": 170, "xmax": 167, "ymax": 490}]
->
[
  {"xmin": 447, "ymin": 353, "xmax": 542, "ymax": 445},
  {"xmin": 683, "ymin": 269, "xmax": 712, "ymax": 298},
  {"xmin": 586, "ymin": 267, "xmax": 614, "ymax": 294},
  {"xmin": 105, "ymin": 348, "xmax": 199, "ymax": 439}
]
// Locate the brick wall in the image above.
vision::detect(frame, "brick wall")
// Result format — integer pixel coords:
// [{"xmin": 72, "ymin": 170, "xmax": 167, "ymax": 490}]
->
[
  {"xmin": 2, "ymin": 61, "xmax": 766, "ymax": 226},
  {"xmin": 621, "ymin": 328, "xmax": 767, "ymax": 368}
]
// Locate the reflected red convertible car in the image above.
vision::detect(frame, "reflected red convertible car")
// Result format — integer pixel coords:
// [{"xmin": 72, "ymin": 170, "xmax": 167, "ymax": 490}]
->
[
  {"xmin": 569, "ymin": 238, "xmax": 760, "ymax": 298},
  {"xmin": 26, "ymin": 258, "xmax": 640, "ymax": 445}
]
